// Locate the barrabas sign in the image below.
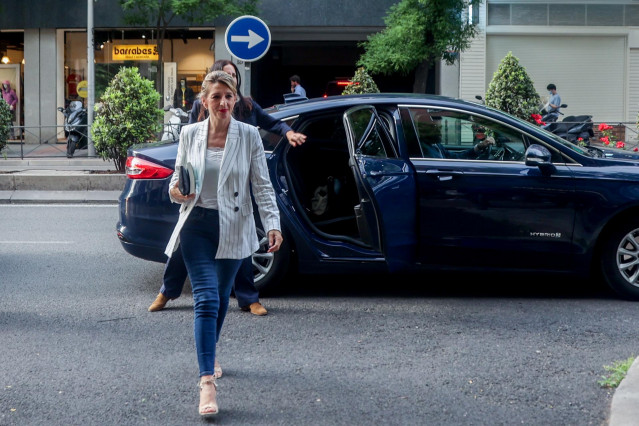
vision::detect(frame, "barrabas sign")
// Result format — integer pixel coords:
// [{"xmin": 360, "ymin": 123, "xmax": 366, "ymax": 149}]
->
[{"xmin": 112, "ymin": 45, "xmax": 159, "ymax": 61}]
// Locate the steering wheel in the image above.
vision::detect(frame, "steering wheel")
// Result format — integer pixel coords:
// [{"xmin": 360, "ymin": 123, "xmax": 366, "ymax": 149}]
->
[
  {"xmin": 476, "ymin": 143, "xmax": 493, "ymax": 160},
  {"xmin": 490, "ymin": 146, "xmax": 505, "ymax": 161}
]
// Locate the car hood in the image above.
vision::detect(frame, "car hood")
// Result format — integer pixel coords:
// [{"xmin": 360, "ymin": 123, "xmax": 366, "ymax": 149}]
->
[{"xmin": 599, "ymin": 147, "xmax": 639, "ymax": 161}]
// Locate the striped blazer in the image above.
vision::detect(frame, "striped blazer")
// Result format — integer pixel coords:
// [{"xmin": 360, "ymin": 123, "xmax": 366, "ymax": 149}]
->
[{"xmin": 164, "ymin": 117, "xmax": 281, "ymax": 259}]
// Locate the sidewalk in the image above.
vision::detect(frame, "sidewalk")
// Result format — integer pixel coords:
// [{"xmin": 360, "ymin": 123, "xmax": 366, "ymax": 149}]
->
[{"xmin": 0, "ymin": 142, "xmax": 122, "ymax": 204}]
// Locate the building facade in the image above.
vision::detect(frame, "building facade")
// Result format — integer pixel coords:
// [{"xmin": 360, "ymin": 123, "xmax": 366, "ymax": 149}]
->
[
  {"xmin": 2, "ymin": 0, "xmax": 639, "ymax": 145},
  {"xmin": 459, "ymin": 1, "xmax": 639, "ymax": 125},
  {"xmin": 0, "ymin": 0, "xmax": 399, "ymax": 143}
]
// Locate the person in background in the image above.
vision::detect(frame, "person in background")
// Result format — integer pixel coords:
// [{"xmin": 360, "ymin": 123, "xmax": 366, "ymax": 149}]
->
[
  {"xmin": 164, "ymin": 70, "xmax": 282, "ymax": 416},
  {"xmin": 1, "ymin": 80, "xmax": 18, "ymax": 139},
  {"xmin": 149, "ymin": 59, "xmax": 306, "ymax": 316},
  {"xmin": 418, "ymin": 122, "xmax": 494, "ymax": 159},
  {"xmin": 289, "ymin": 74, "xmax": 306, "ymax": 98},
  {"xmin": 545, "ymin": 83, "xmax": 561, "ymax": 120},
  {"xmin": 173, "ymin": 78, "xmax": 195, "ymax": 111}
]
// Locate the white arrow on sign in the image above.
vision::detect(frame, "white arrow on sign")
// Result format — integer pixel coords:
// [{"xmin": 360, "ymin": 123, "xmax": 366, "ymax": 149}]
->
[{"xmin": 230, "ymin": 30, "xmax": 264, "ymax": 49}]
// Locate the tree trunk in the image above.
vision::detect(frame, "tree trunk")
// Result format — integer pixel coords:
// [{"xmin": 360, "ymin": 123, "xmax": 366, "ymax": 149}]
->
[{"xmin": 412, "ymin": 59, "xmax": 430, "ymax": 93}]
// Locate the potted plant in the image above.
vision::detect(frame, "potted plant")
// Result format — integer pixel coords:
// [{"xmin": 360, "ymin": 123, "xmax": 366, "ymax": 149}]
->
[{"xmin": 91, "ymin": 67, "xmax": 162, "ymax": 171}]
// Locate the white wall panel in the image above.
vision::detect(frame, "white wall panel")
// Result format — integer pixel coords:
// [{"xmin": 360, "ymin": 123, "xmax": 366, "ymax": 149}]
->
[
  {"xmin": 628, "ymin": 49, "xmax": 639, "ymax": 126},
  {"xmin": 486, "ymin": 35, "xmax": 625, "ymax": 123}
]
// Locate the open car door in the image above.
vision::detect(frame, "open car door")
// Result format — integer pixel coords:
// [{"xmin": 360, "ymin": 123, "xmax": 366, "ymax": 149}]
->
[{"xmin": 343, "ymin": 105, "xmax": 417, "ymax": 271}]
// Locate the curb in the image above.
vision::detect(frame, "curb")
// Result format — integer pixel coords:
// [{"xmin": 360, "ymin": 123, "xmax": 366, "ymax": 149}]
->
[
  {"xmin": 609, "ymin": 356, "xmax": 639, "ymax": 426},
  {"xmin": 0, "ymin": 190, "xmax": 120, "ymax": 204},
  {"xmin": 0, "ymin": 172, "xmax": 126, "ymax": 191}
]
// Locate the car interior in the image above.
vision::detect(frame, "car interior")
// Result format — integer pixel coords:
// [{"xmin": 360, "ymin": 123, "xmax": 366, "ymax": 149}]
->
[
  {"xmin": 283, "ymin": 112, "xmax": 364, "ymax": 245},
  {"xmin": 402, "ymin": 107, "xmax": 532, "ymax": 162}
]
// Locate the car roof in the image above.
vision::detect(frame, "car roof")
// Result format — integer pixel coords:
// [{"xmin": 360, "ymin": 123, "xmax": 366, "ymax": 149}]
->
[{"xmin": 266, "ymin": 92, "xmax": 483, "ymax": 118}]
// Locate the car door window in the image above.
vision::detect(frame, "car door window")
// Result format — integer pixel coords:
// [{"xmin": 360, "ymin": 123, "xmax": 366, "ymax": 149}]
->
[
  {"xmin": 400, "ymin": 107, "xmax": 528, "ymax": 162},
  {"xmin": 259, "ymin": 117, "xmax": 296, "ymax": 152},
  {"xmin": 346, "ymin": 107, "xmax": 396, "ymax": 158}
]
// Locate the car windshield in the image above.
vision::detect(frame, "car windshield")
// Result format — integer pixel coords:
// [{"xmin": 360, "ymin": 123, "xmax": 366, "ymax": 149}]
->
[{"xmin": 479, "ymin": 103, "xmax": 593, "ymax": 157}]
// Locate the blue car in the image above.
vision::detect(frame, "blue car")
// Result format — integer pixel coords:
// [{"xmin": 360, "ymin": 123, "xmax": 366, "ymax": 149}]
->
[{"xmin": 117, "ymin": 93, "xmax": 639, "ymax": 300}]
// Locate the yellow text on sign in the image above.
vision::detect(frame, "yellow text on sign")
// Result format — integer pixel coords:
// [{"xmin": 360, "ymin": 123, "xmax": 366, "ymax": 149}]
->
[
  {"xmin": 77, "ymin": 80, "xmax": 88, "ymax": 98},
  {"xmin": 112, "ymin": 45, "xmax": 159, "ymax": 61}
]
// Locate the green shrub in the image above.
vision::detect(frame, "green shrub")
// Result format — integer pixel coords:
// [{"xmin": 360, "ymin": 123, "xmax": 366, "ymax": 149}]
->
[
  {"xmin": 484, "ymin": 52, "xmax": 541, "ymax": 123},
  {"xmin": 91, "ymin": 66, "xmax": 162, "ymax": 171},
  {"xmin": 342, "ymin": 67, "xmax": 380, "ymax": 95},
  {"xmin": 0, "ymin": 101, "xmax": 12, "ymax": 155}
]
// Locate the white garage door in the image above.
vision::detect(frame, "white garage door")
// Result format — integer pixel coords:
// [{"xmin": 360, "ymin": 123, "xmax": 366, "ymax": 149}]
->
[{"xmin": 487, "ymin": 35, "xmax": 625, "ymax": 124}]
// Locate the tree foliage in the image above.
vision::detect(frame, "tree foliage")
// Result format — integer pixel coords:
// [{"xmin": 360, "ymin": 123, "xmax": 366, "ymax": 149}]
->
[
  {"xmin": 342, "ymin": 67, "xmax": 380, "ymax": 95},
  {"xmin": 358, "ymin": 0, "xmax": 481, "ymax": 93},
  {"xmin": 91, "ymin": 67, "xmax": 163, "ymax": 171},
  {"xmin": 484, "ymin": 52, "xmax": 541, "ymax": 122},
  {"xmin": 0, "ymin": 101, "xmax": 11, "ymax": 154},
  {"xmin": 119, "ymin": 0, "xmax": 257, "ymax": 98}
]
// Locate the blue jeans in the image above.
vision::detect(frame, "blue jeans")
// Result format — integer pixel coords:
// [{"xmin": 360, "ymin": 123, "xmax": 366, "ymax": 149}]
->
[
  {"xmin": 161, "ymin": 236, "xmax": 259, "ymax": 307},
  {"xmin": 179, "ymin": 207, "xmax": 242, "ymax": 377}
]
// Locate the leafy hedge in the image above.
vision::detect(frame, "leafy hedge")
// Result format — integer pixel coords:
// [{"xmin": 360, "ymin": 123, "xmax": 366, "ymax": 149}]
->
[
  {"xmin": 342, "ymin": 67, "xmax": 380, "ymax": 95},
  {"xmin": 484, "ymin": 52, "xmax": 540, "ymax": 123},
  {"xmin": 0, "ymin": 101, "xmax": 12, "ymax": 155},
  {"xmin": 91, "ymin": 67, "xmax": 162, "ymax": 171}
]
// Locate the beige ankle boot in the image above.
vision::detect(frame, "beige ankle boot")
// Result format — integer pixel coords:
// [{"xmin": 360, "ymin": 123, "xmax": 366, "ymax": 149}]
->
[{"xmin": 148, "ymin": 293, "xmax": 170, "ymax": 312}]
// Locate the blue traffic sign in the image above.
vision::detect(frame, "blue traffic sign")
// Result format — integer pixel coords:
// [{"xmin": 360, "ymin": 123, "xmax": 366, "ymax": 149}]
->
[{"xmin": 225, "ymin": 15, "xmax": 271, "ymax": 62}]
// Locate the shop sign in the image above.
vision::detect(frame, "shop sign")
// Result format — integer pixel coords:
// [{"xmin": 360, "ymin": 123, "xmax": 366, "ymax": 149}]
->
[{"xmin": 112, "ymin": 45, "xmax": 159, "ymax": 61}]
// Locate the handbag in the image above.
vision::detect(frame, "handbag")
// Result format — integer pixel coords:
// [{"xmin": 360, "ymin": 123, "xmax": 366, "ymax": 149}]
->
[{"xmin": 178, "ymin": 162, "xmax": 195, "ymax": 196}]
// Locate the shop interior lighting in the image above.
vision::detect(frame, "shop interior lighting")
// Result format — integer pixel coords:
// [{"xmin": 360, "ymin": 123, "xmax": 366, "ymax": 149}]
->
[{"xmin": 1, "ymin": 55, "xmax": 9, "ymax": 64}]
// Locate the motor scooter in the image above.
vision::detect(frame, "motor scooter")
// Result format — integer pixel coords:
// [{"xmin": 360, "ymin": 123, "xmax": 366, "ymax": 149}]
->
[
  {"xmin": 540, "ymin": 103, "xmax": 568, "ymax": 124},
  {"xmin": 161, "ymin": 105, "xmax": 189, "ymax": 142},
  {"xmin": 57, "ymin": 101, "xmax": 87, "ymax": 158},
  {"xmin": 544, "ymin": 115, "xmax": 594, "ymax": 145}
]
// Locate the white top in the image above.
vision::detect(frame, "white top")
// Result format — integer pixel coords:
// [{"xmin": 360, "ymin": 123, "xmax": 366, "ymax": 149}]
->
[
  {"xmin": 197, "ymin": 147, "xmax": 224, "ymax": 209},
  {"xmin": 165, "ymin": 118, "xmax": 281, "ymax": 260}
]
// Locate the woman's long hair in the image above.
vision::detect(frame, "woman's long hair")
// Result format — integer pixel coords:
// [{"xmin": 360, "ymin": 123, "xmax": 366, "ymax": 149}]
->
[{"xmin": 197, "ymin": 59, "xmax": 253, "ymax": 122}]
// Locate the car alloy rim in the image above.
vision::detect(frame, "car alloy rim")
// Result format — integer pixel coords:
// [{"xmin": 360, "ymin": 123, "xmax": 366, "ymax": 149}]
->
[
  {"xmin": 253, "ymin": 228, "xmax": 274, "ymax": 284},
  {"xmin": 616, "ymin": 228, "xmax": 639, "ymax": 288}
]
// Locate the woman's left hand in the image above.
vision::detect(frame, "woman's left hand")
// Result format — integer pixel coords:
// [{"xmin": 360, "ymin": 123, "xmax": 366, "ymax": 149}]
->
[
  {"xmin": 285, "ymin": 130, "xmax": 307, "ymax": 147},
  {"xmin": 267, "ymin": 230, "xmax": 283, "ymax": 253}
]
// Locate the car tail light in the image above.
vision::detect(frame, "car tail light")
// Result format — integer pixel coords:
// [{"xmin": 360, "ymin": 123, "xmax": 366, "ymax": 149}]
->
[{"xmin": 126, "ymin": 156, "xmax": 173, "ymax": 179}]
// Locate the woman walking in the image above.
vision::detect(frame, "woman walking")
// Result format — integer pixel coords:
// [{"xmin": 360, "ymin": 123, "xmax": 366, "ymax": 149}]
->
[{"xmin": 164, "ymin": 70, "xmax": 282, "ymax": 416}]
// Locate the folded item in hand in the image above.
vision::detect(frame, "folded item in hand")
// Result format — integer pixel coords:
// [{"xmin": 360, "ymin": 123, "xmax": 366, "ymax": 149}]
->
[{"xmin": 178, "ymin": 162, "xmax": 195, "ymax": 196}]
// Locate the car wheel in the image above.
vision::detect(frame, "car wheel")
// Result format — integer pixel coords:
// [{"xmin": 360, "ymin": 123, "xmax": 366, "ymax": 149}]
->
[
  {"xmin": 600, "ymin": 220, "xmax": 639, "ymax": 300},
  {"xmin": 252, "ymin": 226, "xmax": 291, "ymax": 294}
]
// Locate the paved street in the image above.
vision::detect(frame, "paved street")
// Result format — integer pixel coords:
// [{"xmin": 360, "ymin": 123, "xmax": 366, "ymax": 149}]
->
[{"xmin": 1, "ymin": 204, "xmax": 638, "ymax": 425}]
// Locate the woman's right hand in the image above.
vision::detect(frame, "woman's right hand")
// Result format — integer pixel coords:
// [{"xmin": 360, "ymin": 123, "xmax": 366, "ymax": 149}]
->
[{"xmin": 170, "ymin": 182, "xmax": 195, "ymax": 203}]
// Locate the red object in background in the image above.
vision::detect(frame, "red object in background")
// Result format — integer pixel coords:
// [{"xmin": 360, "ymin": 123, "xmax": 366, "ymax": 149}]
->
[
  {"xmin": 323, "ymin": 78, "xmax": 355, "ymax": 97},
  {"xmin": 67, "ymin": 72, "xmax": 82, "ymax": 97}
]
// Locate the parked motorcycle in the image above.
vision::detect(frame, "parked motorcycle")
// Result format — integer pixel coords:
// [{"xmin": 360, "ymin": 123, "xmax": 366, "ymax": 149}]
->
[
  {"xmin": 161, "ymin": 105, "xmax": 189, "ymax": 142},
  {"xmin": 57, "ymin": 101, "xmax": 88, "ymax": 158},
  {"xmin": 540, "ymin": 103, "xmax": 568, "ymax": 124},
  {"xmin": 543, "ymin": 108, "xmax": 595, "ymax": 145}
]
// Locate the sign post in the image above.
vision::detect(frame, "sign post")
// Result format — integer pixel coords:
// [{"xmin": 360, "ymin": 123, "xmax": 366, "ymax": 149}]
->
[{"xmin": 224, "ymin": 16, "xmax": 271, "ymax": 96}]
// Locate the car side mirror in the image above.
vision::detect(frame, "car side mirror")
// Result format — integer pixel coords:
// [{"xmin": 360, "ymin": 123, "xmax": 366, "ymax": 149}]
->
[{"xmin": 525, "ymin": 144, "xmax": 556, "ymax": 175}]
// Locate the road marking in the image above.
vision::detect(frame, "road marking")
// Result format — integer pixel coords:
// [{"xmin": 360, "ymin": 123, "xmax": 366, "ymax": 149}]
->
[
  {"xmin": 0, "ymin": 205, "xmax": 115, "ymax": 208},
  {"xmin": 0, "ymin": 241, "xmax": 75, "ymax": 244}
]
